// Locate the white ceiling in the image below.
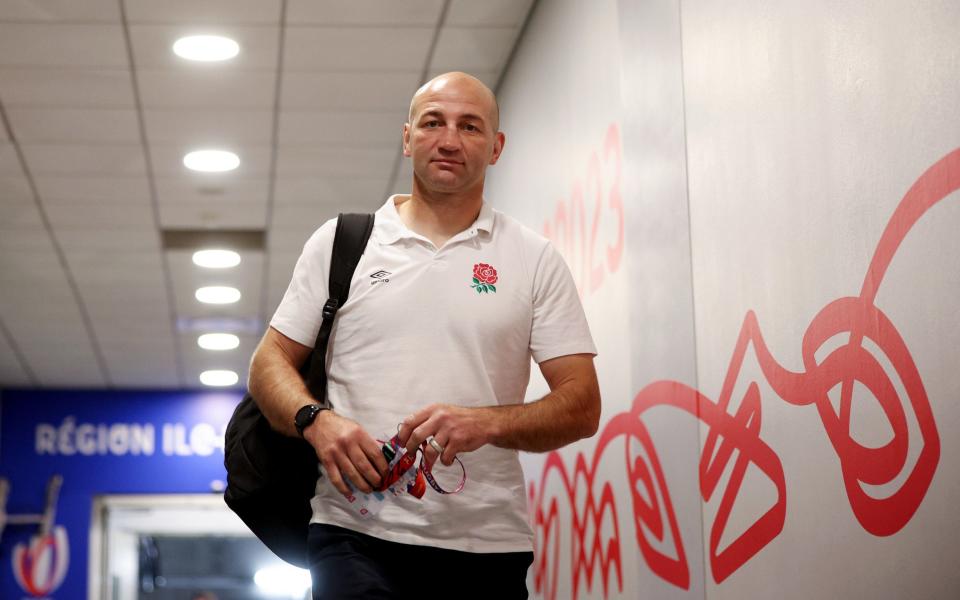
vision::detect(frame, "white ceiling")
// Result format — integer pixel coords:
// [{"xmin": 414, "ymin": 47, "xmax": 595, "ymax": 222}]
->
[{"xmin": 0, "ymin": 0, "xmax": 535, "ymax": 389}]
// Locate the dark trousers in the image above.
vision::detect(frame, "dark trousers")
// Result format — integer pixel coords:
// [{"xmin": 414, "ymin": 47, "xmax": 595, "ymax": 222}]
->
[{"xmin": 308, "ymin": 523, "xmax": 533, "ymax": 599}]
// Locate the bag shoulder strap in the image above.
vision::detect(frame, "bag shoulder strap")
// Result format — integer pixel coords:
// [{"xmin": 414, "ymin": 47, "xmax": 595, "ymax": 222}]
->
[{"xmin": 304, "ymin": 213, "xmax": 375, "ymax": 401}]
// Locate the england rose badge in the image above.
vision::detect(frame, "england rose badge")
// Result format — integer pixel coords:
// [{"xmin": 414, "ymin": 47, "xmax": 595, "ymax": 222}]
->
[{"xmin": 471, "ymin": 263, "xmax": 498, "ymax": 293}]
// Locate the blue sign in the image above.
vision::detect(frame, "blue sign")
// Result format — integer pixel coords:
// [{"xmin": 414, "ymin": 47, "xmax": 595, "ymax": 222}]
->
[{"xmin": 0, "ymin": 389, "xmax": 242, "ymax": 599}]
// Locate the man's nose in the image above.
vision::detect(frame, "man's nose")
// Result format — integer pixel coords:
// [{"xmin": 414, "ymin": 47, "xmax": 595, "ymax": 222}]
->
[{"xmin": 438, "ymin": 126, "xmax": 462, "ymax": 151}]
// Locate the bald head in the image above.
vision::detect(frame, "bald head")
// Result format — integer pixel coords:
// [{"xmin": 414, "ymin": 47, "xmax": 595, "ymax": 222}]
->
[{"xmin": 408, "ymin": 72, "xmax": 500, "ymax": 132}]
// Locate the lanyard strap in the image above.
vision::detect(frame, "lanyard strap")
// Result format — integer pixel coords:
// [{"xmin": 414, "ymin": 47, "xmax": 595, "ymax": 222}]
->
[{"xmin": 377, "ymin": 434, "xmax": 466, "ymax": 496}]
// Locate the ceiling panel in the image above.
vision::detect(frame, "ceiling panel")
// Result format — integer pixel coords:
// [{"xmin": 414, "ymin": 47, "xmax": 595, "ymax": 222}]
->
[
  {"xmin": 276, "ymin": 146, "xmax": 396, "ymax": 177},
  {"xmin": 33, "ymin": 175, "xmax": 151, "ymax": 203},
  {"xmin": 0, "ymin": 24, "xmax": 128, "ymax": 67},
  {"xmin": 18, "ymin": 343, "xmax": 106, "ymax": 387},
  {"xmin": 129, "ymin": 24, "xmax": 279, "ymax": 70},
  {"xmin": 0, "ymin": 227, "xmax": 56, "ymax": 251},
  {"xmin": 0, "ymin": 174, "xmax": 31, "ymax": 199},
  {"xmin": 0, "ymin": 68, "xmax": 134, "ymax": 108},
  {"xmin": 283, "ymin": 27, "xmax": 433, "ymax": 70},
  {"xmin": 270, "ymin": 202, "xmax": 344, "ymax": 229},
  {"xmin": 431, "ymin": 27, "xmax": 519, "ymax": 72},
  {"xmin": 108, "ymin": 365, "xmax": 181, "ymax": 389},
  {"xmin": 77, "ymin": 286, "xmax": 169, "ymax": 311},
  {"xmin": 0, "ymin": 325, "xmax": 31, "ymax": 387},
  {"xmin": 92, "ymin": 312, "xmax": 175, "ymax": 339},
  {"xmin": 0, "ymin": 196, "xmax": 41, "ymax": 229},
  {"xmin": 44, "ymin": 200, "xmax": 154, "ymax": 229},
  {"xmin": 0, "ymin": 0, "xmax": 119, "ymax": 23},
  {"xmin": 154, "ymin": 177, "xmax": 269, "ymax": 206},
  {"xmin": 0, "ymin": 249, "xmax": 68, "ymax": 291},
  {"xmin": 148, "ymin": 144, "xmax": 272, "ymax": 177},
  {"xmin": 267, "ymin": 224, "xmax": 325, "ymax": 252},
  {"xmin": 278, "ymin": 110, "xmax": 404, "ymax": 147},
  {"xmin": 6, "ymin": 108, "xmax": 140, "ymax": 143},
  {"xmin": 0, "ymin": 142, "xmax": 23, "ymax": 174},
  {"xmin": 55, "ymin": 227, "xmax": 160, "ymax": 252},
  {"xmin": 21, "ymin": 144, "xmax": 147, "ymax": 175},
  {"xmin": 144, "ymin": 109, "xmax": 273, "ymax": 145},
  {"xmin": 273, "ymin": 176, "xmax": 387, "ymax": 206},
  {"xmin": 137, "ymin": 69, "xmax": 275, "ymax": 109},
  {"xmin": 286, "ymin": 0, "xmax": 443, "ymax": 26},
  {"xmin": 282, "ymin": 70, "xmax": 421, "ymax": 111},
  {"xmin": 160, "ymin": 200, "xmax": 267, "ymax": 229},
  {"xmin": 446, "ymin": 0, "xmax": 536, "ymax": 27},
  {"xmin": 2, "ymin": 302, "xmax": 94, "ymax": 340},
  {"xmin": 124, "ymin": 0, "xmax": 281, "ymax": 25}
]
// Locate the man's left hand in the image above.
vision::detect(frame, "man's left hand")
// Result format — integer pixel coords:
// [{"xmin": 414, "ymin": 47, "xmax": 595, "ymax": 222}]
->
[{"xmin": 398, "ymin": 404, "xmax": 495, "ymax": 466}]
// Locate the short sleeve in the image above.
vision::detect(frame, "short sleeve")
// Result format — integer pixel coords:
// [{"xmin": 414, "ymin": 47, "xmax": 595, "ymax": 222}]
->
[
  {"xmin": 269, "ymin": 219, "xmax": 337, "ymax": 347},
  {"xmin": 529, "ymin": 242, "xmax": 597, "ymax": 363}
]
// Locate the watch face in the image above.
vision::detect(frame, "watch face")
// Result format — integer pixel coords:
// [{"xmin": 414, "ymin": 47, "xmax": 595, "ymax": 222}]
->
[{"xmin": 295, "ymin": 404, "xmax": 320, "ymax": 435}]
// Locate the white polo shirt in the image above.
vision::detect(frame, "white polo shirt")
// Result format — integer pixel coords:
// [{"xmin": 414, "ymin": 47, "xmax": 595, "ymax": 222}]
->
[{"xmin": 270, "ymin": 195, "xmax": 596, "ymax": 553}]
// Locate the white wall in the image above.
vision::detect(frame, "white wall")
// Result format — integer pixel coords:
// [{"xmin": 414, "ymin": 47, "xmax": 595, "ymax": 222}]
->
[{"xmin": 489, "ymin": 0, "xmax": 960, "ymax": 598}]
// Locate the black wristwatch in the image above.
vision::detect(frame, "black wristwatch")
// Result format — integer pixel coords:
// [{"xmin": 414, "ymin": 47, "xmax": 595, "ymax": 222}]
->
[{"xmin": 294, "ymin": 404, "xmax": 330, "ymax": 437}]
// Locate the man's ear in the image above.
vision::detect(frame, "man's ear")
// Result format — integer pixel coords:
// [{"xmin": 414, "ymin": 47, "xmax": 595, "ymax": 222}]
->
[
  {"xmin": 402, "ymin": 123, "xmax": 412, "ymax": 157},
  {"xmin": 488, "ymin": 131, "xmax": 506, "ymax": 165}
]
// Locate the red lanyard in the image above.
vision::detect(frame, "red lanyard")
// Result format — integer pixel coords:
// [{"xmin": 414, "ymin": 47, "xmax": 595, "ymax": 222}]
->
[{"xmin": 376, "ymin": 433, "xmax": 466, "ymax": 497}]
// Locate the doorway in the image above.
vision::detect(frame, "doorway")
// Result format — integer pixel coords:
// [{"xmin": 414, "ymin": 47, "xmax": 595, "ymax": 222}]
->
[{"xmin": 90, "ymin": 495, "xmax": 311, "ymax": 599}]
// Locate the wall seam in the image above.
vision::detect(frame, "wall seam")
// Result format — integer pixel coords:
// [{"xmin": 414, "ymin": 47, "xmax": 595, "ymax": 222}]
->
[
  {"xmin": 675, "ymin": 0, "xmax": 709, "ymax": 597},
  {"xmin": 257, "ymin": 0, "xmax": 289, "ymax": 329}
]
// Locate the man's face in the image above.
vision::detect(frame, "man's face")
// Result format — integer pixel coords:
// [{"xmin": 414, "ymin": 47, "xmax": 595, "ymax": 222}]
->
[{"xmin": 403, "ymin": 76, "xmax": 504, "ymax": 195}]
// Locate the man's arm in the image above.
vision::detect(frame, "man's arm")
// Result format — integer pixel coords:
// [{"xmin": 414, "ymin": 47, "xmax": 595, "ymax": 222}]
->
[
  {"xmin": 398, "ymin": 353, "xmax": 601, "ymax": 465},
  {"xmin": 248, "ymin": 327, "xmax": 387, "ymax": 493}
]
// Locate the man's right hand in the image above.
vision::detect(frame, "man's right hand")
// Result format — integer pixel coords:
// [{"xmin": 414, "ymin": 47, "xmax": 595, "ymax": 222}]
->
[{"xmin": 303, "ymin": 410, "xmax": 389, "ymax": 495}]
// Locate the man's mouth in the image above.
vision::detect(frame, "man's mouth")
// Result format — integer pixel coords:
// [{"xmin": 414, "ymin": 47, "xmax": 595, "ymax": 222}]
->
[{"xmin": 431, "ymin": 159, "xmax": 462, "ymax": 167}]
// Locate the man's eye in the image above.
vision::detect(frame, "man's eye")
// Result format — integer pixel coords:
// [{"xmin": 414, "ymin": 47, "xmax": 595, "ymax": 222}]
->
[
  {"xmin": 463, "ymin": 124, "xmax": 479, "ymax": 132},
  {"xmin": 424, "ymin": 121, "xmax": 439, "ymax": 128}
]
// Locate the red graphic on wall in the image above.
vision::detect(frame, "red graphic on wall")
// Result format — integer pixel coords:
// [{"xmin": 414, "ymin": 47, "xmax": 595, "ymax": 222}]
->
[
  {"xmin": 530, "ymin": 148, "xmax": 958, "ymax": 598},
  {"xmin": 12, "ymin": 526, "xmax": 69, "ymax": 597}
]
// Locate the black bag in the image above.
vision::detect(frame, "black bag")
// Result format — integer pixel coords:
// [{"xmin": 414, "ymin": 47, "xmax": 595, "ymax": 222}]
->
[{"xmin": 223, "ymin": 213, "xmax": 375, "ymax": 568}]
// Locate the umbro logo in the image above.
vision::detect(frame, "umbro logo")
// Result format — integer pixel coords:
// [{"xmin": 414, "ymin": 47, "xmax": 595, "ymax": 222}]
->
[{"xmin": 370, "ymin": 270, "xmax": 391, "ymax": 285}]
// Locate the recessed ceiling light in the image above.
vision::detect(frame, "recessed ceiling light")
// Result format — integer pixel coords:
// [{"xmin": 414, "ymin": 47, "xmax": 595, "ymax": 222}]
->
[
  {"xmin": 173, "ymin": 35, "xmax": 240, "ymax": 62},
  {"xmin": 195, "ymin": 286, "xmax": 241, "ymax": 304},
  {"xmin": 198, "ymin": 333, "xmax": 240, "ymax": 351},
  {"xmin": 193, "ymin": 249, "xmax": 241, "ymax": 269},
  {"xmin": 199, "ymin": 369, "xmax": 239, "ymax": 387},
  {"xmin": 183, "ymin": 150, "xmax": 240, "ymax": 173}
]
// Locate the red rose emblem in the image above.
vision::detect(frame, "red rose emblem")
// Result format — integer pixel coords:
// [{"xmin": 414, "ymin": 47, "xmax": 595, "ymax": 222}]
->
[{"xmin": 473, "ymin": 263, "xmax": 498, "ymax": 284}]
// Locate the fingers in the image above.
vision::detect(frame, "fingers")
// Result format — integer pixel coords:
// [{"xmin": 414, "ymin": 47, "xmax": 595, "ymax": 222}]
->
[
  {"xmin": 398, "ymin": 405, "xmax": 434, "ymax": 448},
  {"xmin": 422, "ymin": 436, "xmax": 442, "ymax": 467},
  {"xmin": 320, "ymin": 457, "xmax": 350, "ymax": 496},
  {"xmin": 439, "ymin": 443, "xmax": 457, "ymax": 467},
  {"xmin": 311, "ymin": 413, "xmax": 388, "ymax": 495}
]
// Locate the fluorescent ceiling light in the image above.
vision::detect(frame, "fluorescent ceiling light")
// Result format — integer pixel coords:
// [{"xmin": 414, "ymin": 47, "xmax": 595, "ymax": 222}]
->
[
  {"xmin": 199, "ymin": 370, "xmax": 239, "ymax": 387},
  {"xmin": 254, "ymin": 564, "xmax": 312, "ymax": 597},
  {"xmin": 183, "ymin": 150, "xmax": 240, "ymax": 173},
  {"xmin": 193, "ymin": 249, "xmax": 241, "ymax": 269},
  {"xmin": 173, "ymin": 35, "xmax": 239, "ymax": 62},
  {"xmin": 195, "ymin": 286, "xmax": 241, "ymax": 304},
  {"xmin": 198, "ymin": 333, "xmax": 240, "ymax": 351}
]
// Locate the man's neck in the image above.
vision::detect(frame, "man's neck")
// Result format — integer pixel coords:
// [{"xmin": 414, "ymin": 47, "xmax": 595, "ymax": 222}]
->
[{"xmin": 396, "ymin": 182, "xmax": 484, "ymax": 248}]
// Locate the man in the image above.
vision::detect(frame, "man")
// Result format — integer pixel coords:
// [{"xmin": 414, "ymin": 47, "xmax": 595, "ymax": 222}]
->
[{"xmin": 248, "ymin": 72, "xmax": 600, "ymax": 599}]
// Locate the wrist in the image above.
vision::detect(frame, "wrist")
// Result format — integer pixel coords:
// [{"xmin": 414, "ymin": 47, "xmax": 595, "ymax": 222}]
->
[
  {"xmin": 479, "ymin": 406, "xmax": 505, "ymax": 446},
  {"xmin": 295, "ymin": 403, "xmax": 332, "ymax": 438}
]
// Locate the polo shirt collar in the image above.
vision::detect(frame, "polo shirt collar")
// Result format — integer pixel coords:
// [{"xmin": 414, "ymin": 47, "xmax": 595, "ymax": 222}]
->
[{"xmin": 375, "ymin": 195, "xmax": 494, "ymax": 245}]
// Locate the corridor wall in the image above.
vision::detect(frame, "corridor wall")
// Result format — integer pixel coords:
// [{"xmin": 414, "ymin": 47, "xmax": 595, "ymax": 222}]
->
[{"xmin": 486, "ymin": 0, "xmax": 960, "ymax": 598}]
